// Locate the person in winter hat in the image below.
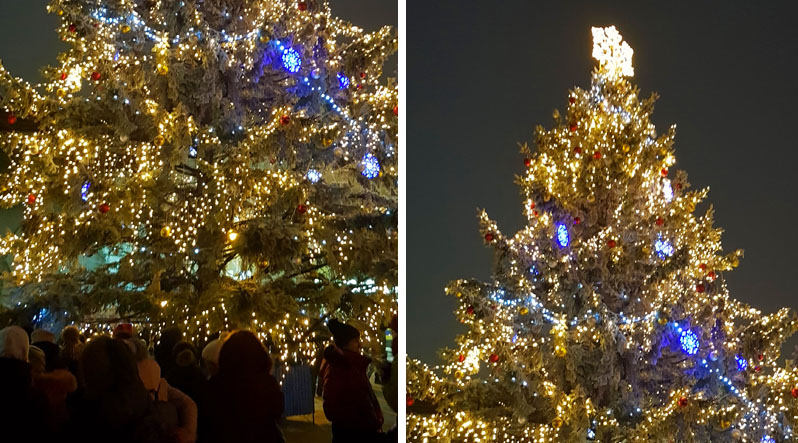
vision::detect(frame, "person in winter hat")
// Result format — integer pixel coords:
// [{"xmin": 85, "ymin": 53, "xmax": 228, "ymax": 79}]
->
[
  {"xmin": 113, "ymin": 323, "xmax": 136, "ymax": 339},
  {"xmin": 31, "ymin": 329, "xmax": 62, "ymax": 372},
  {"xmin": 0, "ymin": 326, "xmax": 49, "ymax": 442},
  {"xmin": 166, "ymin": 341, "xmax": 207, "ymax": 403},
  {"xmin": 318, "ymin": 319, "xmax": 384, "ymax": 443},
  {"xmin": 200, "ymin": 332, "xmax": 229, "ymax": 377},
  {"xmin": 60, "ymin": 325, "xmax": 84, "ymax": 376},
  {"xmin": 202, "ymin": 330, "xmax": 284, "ymax": 443}
]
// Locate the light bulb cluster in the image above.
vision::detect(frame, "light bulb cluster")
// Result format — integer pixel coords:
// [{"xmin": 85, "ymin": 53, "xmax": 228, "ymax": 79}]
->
[{"xmin": 407, "ymin": 27, "xmax": 798, "ymax": 442}]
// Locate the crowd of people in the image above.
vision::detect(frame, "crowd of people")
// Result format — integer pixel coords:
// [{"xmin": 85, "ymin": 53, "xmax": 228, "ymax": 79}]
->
[{"xmin": 0, "ymin": 318, "xmax": 398, "ymax": 443}]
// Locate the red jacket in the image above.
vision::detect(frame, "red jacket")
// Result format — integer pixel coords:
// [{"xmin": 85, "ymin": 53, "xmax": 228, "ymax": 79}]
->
[{"xmin": 319, "ymin": 345, "xmax": 383, "ymax": 432}]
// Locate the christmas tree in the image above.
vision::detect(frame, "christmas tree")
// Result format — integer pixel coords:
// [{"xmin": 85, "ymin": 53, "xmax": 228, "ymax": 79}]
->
[
  {"xmin": 407, "ymin": 26, "xmax": 798, "ymax": 442},
  {"xmin": 0, "ymin": 0, "xmax": 397, "ymax": 364}
]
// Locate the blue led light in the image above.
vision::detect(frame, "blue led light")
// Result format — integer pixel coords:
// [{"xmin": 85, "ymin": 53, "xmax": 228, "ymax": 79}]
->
[
  {"xmin": 555, "ymin": 223, "xmax": 570, "ymax": 248},
  {"xmin": 361, "ymin": 153, "xmax": 380, "ymax": 179},
  {"xmin": 680, "ymin": 330, "xmax": 699, "ymax": 355},
  {"xmin": 306, "ymin": 169, "xmax": 322, "ymax": 183},
  {"xmin": 735, "ymin": 354, "xmax": 748, "ymax": 371},
  {"xmin": 337, "ymin": 72, "xmax": 350, "ymax": 89},
  {"xmin": 654, "ymin": 235, "xmax": 674, "ymax": 259},
  {"xmin": 189, "ymin": 144, "xmax": 198, "ymax": 159},
  {"xmin": 586, "ymin": 428, "xmax": 596, "ymax": 440},
  {"xmin": 81, "ymin": 181, "xmax": 91, "ymax": 201},
  {"xmin": 762, "ymin": 436, "xmax": 775, "ymax": 443},
  {"xmin": 281, "ymin": 47, "xmax": 302, "ymax": 73}
]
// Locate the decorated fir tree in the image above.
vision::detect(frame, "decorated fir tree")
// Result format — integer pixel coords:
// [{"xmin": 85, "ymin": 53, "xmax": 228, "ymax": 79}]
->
[
  {"xmin": 0, "ymin": 0, "xmax": 397, "ymax": 363},
  {"xmin": 407, "ymin": 26, "xmax": 798, "ymax": 442}
]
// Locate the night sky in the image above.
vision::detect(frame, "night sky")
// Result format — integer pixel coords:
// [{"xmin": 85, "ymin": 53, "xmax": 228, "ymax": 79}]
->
[{"xmin": 408, "ymin": 1, "xmax": 798, "ymax": 363}]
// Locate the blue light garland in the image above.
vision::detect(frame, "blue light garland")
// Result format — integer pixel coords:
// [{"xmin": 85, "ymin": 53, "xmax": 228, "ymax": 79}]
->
[
  {"xmin": 281, "ymin": 47, "xmax": 302, "ymax": 73},
  {"xmin": 361, "ymin": 153, "xmax": 380, "ymax": 179},
  {"xmin": 735, "ymin": 354, "xmax": 748, "ymax": 371},
  {"xmin": 306, "ymin": 169, "xmax": 322, "ymax": 183},
  {"xmin": 81, "ymin": 181, "xmax": 91, "ymax": 201},
  {"xmin": 679, "ymin": 329, "xmax": 699, "ymax": 355},
  {"xmin": 555, "ymin": 223, "xmax": 569, "ymax": 248},
  {"xmin": 654, "ymin": 234, "xmax": 674, "ymax": 259},
  {"xmin": 337, "ymin": 72, "xmax": 350, "ymax": 89}
]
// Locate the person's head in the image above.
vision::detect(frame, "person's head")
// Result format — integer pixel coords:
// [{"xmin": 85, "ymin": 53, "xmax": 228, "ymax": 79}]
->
[
  {"xmin": 0, "ymin": 325, "xmax": 30, "ymax": 362},
  {"xmin": 113, "ymin": 323, "xmax": 136, "ymax": 340},
  {"xmin": 28, "ymin": 345, "xmax": 46, "ymax": 374},
  {"xmin": 218, "ymin": 330, "xmax": 272, "ymax": 376},
  {"xmin": 30, "ymin": 329, "xmax": 55, "ymax": 344},
  {"xmin": 201, "ymin": 332, "xmax": 230, "ymax": 376},
  {"xmin": 173, "ymin": 341, "xmax": 198, "ymax": 368},
  {"xmin": 62, "ymin": 326, "xmax": 81, "ymax": 345},
  {"xmin": 328, "ymin": 319, "xmax": 361, "ymax": 352}
]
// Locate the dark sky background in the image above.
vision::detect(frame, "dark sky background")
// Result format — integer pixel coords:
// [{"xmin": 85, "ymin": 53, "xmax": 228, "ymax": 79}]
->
[{"xmin": 408, "ymin": 1, "xmax": 798, "ymax": 363}]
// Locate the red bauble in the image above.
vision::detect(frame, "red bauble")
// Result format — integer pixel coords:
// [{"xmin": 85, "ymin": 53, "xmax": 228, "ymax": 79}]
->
[
  {"xmin": 524, "ymin": 158, "xmax": 531, "ymax": 167},
  {"xmin": 529, "ymin": 202, "xmax": 535, "ymax": 209},
  {"xmin": 758, "ymin": 354, "xmax": 765, "ymax": 361},
  {"xmin": 574, "ymin": 146, "xmax": 582, "ymax": 154},
  {"xmin": 280, "ymin": 115, "xmax": 290, "ymax": 125},
  {"xmin": 489, "ymin": 353, "xmax": 499, "ymax": 363},
  {"xmin": 569, "ymin": 124, "xmax": 577, "ymax": 132},
  {"xmin": 754, "ymin": 365, "xmax": 761, "ymax": 372},
  {"xmin": 458, "ymin": 354, "xmax": 465, "ymax": 363},
  {"xmin": 532, "ymin": 210, "xmax": 539, "ymax": 217},
  {"xmin": 99, "ymin": 203, "xmax": 110, "ymax": 214},
  {"xmin": 91, "ymin": 71, "xmax": 101, "ymax": 81},
  {"xmin": 593, "ymin": 151, "xmax": 602, "ymax": 160},
  {"xmin": 360, "ymin": 72, "xmax": 366, "ymax": 79},
  {"xmin": 68, "ymin": 24, "xmax": 77, "ymax": 33},
  {"xmin": 297, "ymin": 204, "xmax": 308, "ymax": 214},
  {"xmin": 696, "ymin": 284, "xmax": 705, "ymax": 293},
  {"xmin": 607, "ymin": 239, "xmax": 616, "ymax": 248},
  {"xmin": 393, "ymin": 105, "xmax": 398, "ymax": 116},
  {"xmin": 466, "ymin": 306, "xmax": 475, "ymax": 315},
  {"xmin": 7, "ymin": 115, "xmax": 16, "ymax": 125},
  {"xmin": 27, "ymin": 194, "xmax": 36, "ymax": 204},
  {"xmin": 484, "ymin": 233, "xmax": 494, "ymax": 242},
  {"xmin": 678, "ymin": 397, "xmax": 688, "ymax": 407},
  {"xmin": 656, "ymin": 217, "xmax": 664, "ymax": 226},
  {"xmin": 568, "ymin": 97, "xmax": 575, "ymax": 104},
  {"xmin": 661, "ymin": 168, "xmax": 668, "ymax": 177},
  {"xmin": 574, "ymin": 217, "xmax": 581, "ymax": 224},
  {"xmin": 298, "ymin": 1, "xmax": 308, "ymax": 10},
  {"xmin": 60, "ymin": 72, "xmax": 67, "ymax": 80},
  {"xmin": 791, "ymin": 388, "xmax": 798, "ymax": 398},
  {"xmin": 707, "ymin": 271, "xmax": 716, "ymax": 280},
  {"xmin": 356, "ymin": 84, "xmax": 363, "ymax": 90},
  {"xmin": 699, "ymin": 263, "xmax": 707, "ymax": 271},
  {"xmin": 406, "ymin": 396, "xmax": 414, "ymax": 407},
  {"xmin": 675, "ymin": 183, "xmax": 682, "ymax": 190}
]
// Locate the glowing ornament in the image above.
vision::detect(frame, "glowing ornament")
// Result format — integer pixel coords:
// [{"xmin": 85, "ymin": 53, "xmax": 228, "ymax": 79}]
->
[
  {"xmin": 156, "ymin": 64, "xmax": 169, "ymax": 75},
  {"xmin": 297, "ymin": 204, "xmax": 308, "ymax": 214},
  {"xmin": 720, "ymin": 419, "xmax": 731, "ymax": 430},
  {"xmin": 731, "ymin": 430, "xmax": 741, "ymax": 438},
  {"xmin": 593, "ymin": 151, "xmax": 602, "ymax": 160},
  {"xmin": 696, "ymin": 284, "xmax": 705, "ymax": 293},
  {"xmin": 281, "ymin": 48, "xmax": 302, "ymax": 73},
  {"xmin": 99, "ymin": 203, "xmax": 110, "ymax": 214},
  {"xmin": 607, "ymin": 239, "xmax": 616, "ymax": 248},
  {"xmin": 655, "ymin": 217, "xmax": 664, "ymax": 226},
  {"xmin": 454, "ymin": 370, "xmax": 464, "ymax": 380},
  {"xmin": 121, "ymin": 24, "xmax": 131, "ymax": 33},
  {"xmin": 27, "ymin": 194, "xmax": 36, "ymax": 204},
  {"xmin": 707, "ymin": 271, "xmax": 716, "ymax": 281},
  {"xmin": 360, "ymin": 153, "xmax": 380, "ymax": 179},
  {"xmin": 57, "ymin": 9, "xmax": 64, "ymax": 16},
  {"xmin": 554, "ymin": 345, "xmax": 567, "ymax": 357},
  {"xmin": 160, "ymin": 226, "xmax": 172, "ymax": 238},
  {"xmin": 322, "ymin": 137, "xmax": 333, "ymax": 147},
  {"xmin": 573, "ymin": 217, "xmax": 580, "ymax": 224},
  {"xmin": 406, "ymin": 396, "xmax": 414, "ymax": 407},
  {"xmin": 555, "ymin": 223, "xmax": 569, "ymax": 248},
  {"xmin": 570, "ymin": 124, "xmax": 577, "ymax": 132},
  {"xmin": 393, "ymin": 105, "xmax": 398, "ymax": 116},
  {"xmin": 484, "ymin": 233, "xmax": 494, "ymax": 242},
  {"xmin": 708, "ymin": 350, "xmax": 719, "ymax": 361},
  {"xmin": 791, "ymin": 388, "xmax": 798, "ymax": 398},
  {"xmin": 523, "ymin": 158, "xmax": 531, "ymax": 167},
  {"xmin": 59, "ymin": 72, "xmax": 67, "ymax": 80},
  {"xmin": 519, "ymin": 307, "xmax": 529, "ymax": 315},
  {"xmin": 279, "ymin": 115, "xmax": 291, "ymax": 125},
  {"xmin": 591, "ymin": 26, "xmax": 634, "ymax": 78},
  {"xmin": 677, "ymin": 397, "xmax": 689, "ymax": 407},
  {"xmin": 699, "ymin": 263, "xmax": 707, "ymax": 271},
  {"xmin": 298, "ymin": 1, "xmax": 308, "ymax": 11},
  {"xmin": 227, "ymin": 230, "xmax": 239, "ymax": 242},
  {"xmin": 654, "ymin": 235, "xmax": 674, "ymax": 259},
  {"xmin": 7, "ymin": 115, "xmax": 16, "ymax": 125},
  {"xmin": 56, "ymin": 88, "xmax": 66, "ymax": 98},
  {"xmin": 333, "ymin": 147, "xmax": 343, "ymax": 157},
  {"xmin": 574, "ymin": 146, "xmax": 582, "ymax": 154},
  {"xmin": 757, "ymin": 353, "xmax": 764, "ymax": 361},
  {"xmin": 587, "ymin": 195, "xmax": 595, "ymax": 203},
  {"xmin": 657, "ymin": 315, "xmax": 669, "ymax": 326},
  {"xmin": 552, "ymin": 417, "xmax": 563, "ymax": 428},
  {"xmin": 661, "ymin": 168, "xmax": 668, "ymax": 176},
  {"xmin": 569, "ymin": 96, "xmax": 576, "ymax": 104},
  {"xmin": 622, "ymin": 143, "xmax": 630, "ymax": 152},
  {"xmin": 679, "ymin": 330, "xmax": 699, "ymax": 355},
  {"xmin": 91, "ymin": 71, "xmax": 101, "ymax": 81},
  {"xmin": 337, "ymin": 72, "xmax": 350, "ymax": 89},
  {"xmin": 466, "ymin": 306, "xmax": 475, "ymax": 315},
  {"xmin": 154, "ymin": 135, "xmax": 165, "ymax": 147},
  {"xmin": 68, "ymin": 24, "xmax": 76, "ymax": 33},
  {"xmin": 306, "ymin": 169, "xmax": 321, "ymax": 183},
  {"xmin": 642, "ymin": 246, "xmax": 651, "ymax": 255},
  {"xmin": 457, "ymin": 354, "xmax": 465, "ymax": 362},
  {"xmin": 360, "ymin": 72, "xmax": 366, "ymax": 79},
  {"xmin": 488, "ymin": 353, "xmax": 499, "ymax": 363}
]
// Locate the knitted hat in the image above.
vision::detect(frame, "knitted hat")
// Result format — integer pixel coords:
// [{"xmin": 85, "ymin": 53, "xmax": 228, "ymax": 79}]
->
[
  {"xmin": 0, "ymin": 325, "xmax": 30, "ymax": 362},
  {"xmin": 113, "ymin": 323, "xmax": 136, "ymax": 339},
  {"xmin": 172, "ymin": 341, "xmax": 197, "ymax": 368},
  {"xmin": 137, "ymin": 358, "xmax": 168, "ymax": 401},
  {"xmin": 61, "ymin": 326, "xmax": 81, "ymax": 344},
  {"xmin": 327, "ymin": 319, "xmax": 360, "ymax": 348},
  {"xmin": 28, "ymin": 345, "xmax": 46, "ymax": 373},
  {"xmin": 201, "ymin": 331, "xmax": 230, "ymax": 367},
  {"xmin": 31, "ymin": 329, "xmax": 55, "ymax": 344}
]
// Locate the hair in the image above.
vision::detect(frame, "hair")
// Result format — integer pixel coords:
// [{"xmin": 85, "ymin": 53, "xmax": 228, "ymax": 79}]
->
[
  {"xmin": 218, "ymin": 330, "xmax": 273, "ymax": 377},
  {"xmin": 172, "ymin": 341, "xmax": 197, "ymax": 367}
]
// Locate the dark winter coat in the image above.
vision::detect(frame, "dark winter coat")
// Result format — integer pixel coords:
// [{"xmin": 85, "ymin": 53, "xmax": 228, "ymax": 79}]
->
[
  {"xmin": 0, "ymin": 357, "xmax": 49, "ymax": 442},
  {"xmin": 319, "ymin": 345, "xmax": 384, "ymax": 433},
  {"xmin": 200, "ymin": 330, "xmax": 284, "ymax": 443}
]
